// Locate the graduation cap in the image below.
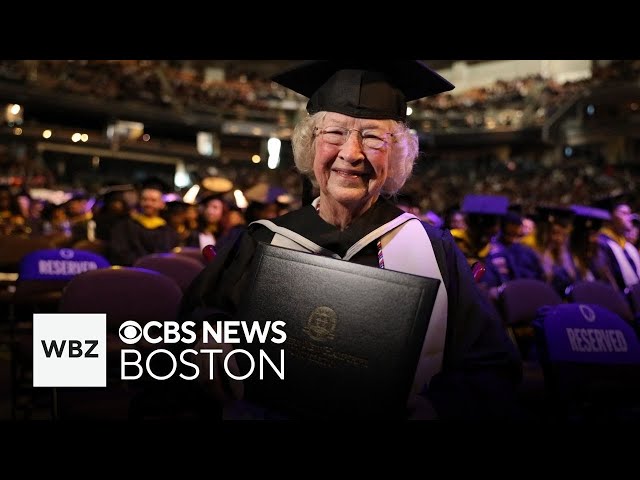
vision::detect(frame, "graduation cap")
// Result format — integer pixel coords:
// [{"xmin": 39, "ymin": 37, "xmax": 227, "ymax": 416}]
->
[
  {"xmin": 94, "ymin": 184, "xmax": 134, "ymax": 210},
  {"xmin": 165, "ymin": 200, "xmax": 190, "ymax": 214},
  {"xmin": 271, "ymin": 60, "xmax": 454, "ymax": 121},
  {"xmin": 503, "ymin": 210, "xmax": 523, "ymax": 226},
  {"xmin": 68, "ymin": 190, "xmax": 89, "ymax": 201},
  {"xmin": 62, "ymin": 190, "xmax": 93, "ymax": 212},
  {"xmin": 570, "ymin": 204, "xmax": 611, "ymax": 232},
  {"xmin": 571, "ymin": 204, "xmax": 611, "ymax": 222},
  {"xmin": 139, "ymin": 176, "xmax": 170, "ymax": 194},
  {"xmin": 444, "ymin": 203, "xmax": 461, "ymax": 217},
  {"xmin": 461, "ymin": 194, "xmax": 509, "ymax": 216},
  {"xmin": 507, "ymin": 203, "xmax": 524, "ymax": 215},
  {"xmin": 98, "ymin": 184, "xmax": 135, "ymax": 197},
  {"xmin": 593, "ymin": 192, "xmax": 634, "ymax": 213},
  {"xmin": 536, "ymin": 205, "xmax": 575, "ymax": 227},
  {"xmin": 534, "ymin": 206, "xmax": 574, "ymax": 248},
  {"xmin": 421, "ymin": 210, "xmax": 443, "ymax": 228},
  {"xmin": 198, "ymin": 192, "xmax": 225, "ymax": 205},
  {"xmin": 59, "ymin": 190, "xmax": 88, "ymax": 205},
  {"xmin": 15, "ymin": 188, "xmax": 32, "ymax": 200}
]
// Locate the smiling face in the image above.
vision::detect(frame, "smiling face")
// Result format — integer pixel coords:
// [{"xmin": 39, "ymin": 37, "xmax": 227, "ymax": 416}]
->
[
  {"xmin": 313, "ymin": 112, "xmax": 394, "ymax": 212},
  {"xmin": 140, "ymin": 188, "xmax": 165, "ymax": 217}
]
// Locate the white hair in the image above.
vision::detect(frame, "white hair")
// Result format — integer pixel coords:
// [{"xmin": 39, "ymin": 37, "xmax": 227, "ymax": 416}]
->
[{"xmin": 290, "ymin": 111, "xmax": 419, "ymax": 196}]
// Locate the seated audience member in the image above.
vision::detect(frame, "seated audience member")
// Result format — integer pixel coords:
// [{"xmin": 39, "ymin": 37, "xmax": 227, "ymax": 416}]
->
[
  {"xmin": 452, "ymin": 194, "xmax": 508, "ymax": 269},
  {"xmin": 519, "ymin": 215, "xmax": 538, "ymax": 251},
  {"xmin": 537, "ymin": 206, "xmax": 580, "ymax": 297},
  {"xmin": 570, "ymin": 204, "xmax": 614, "ymax": 288},
  {"xmin": 485, "ymin": 211, "xmax": 545, "ymax": 287},
  {"xmin": 164, "ymin": 200, "xmax": 195, "ymax": 247},
  {"xmin": 65, "ymin": 191, "xmax": 93, "ymax": 243},
  {"xmin": 217, "ymin": 205, "xmax": 247, "ymax": 250},
  {"xmin": 445, "ymin": 209, "xmax": 467, "ymax": 232},
  {"xmin": 94, "ymin": 188, "xmax": 131, "ymax": 244},
  {"xmin": 41, "ymin": 202, "xmax": 72, "ymax": 240},
  {"xmin": 195, "ymin": 193, "xmax": 228, "ymax": 250},
  {"xmin": 594, "ymin": 195, "xmax": 640, "ymax": 292},
  {"xmin": 109, "ymin": 178, "xmax": 180, "ymax": 266},
  {"xmin": 0, "ymin": 186, "xmax": 28, "ymax": 235}
]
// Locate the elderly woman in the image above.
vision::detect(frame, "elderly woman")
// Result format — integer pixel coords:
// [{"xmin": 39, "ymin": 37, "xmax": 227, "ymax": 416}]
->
[{"xmin": 180, "ymin": 61, "xmax": 522, "ymax": 420}]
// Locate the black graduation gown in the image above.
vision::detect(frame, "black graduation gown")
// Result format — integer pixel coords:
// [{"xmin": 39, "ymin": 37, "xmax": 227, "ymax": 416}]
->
[
  {"xmin": 109, "ymin": 216, "xmax": 180, "ymax": 266},
  {"xmin": 179, "ymin": 199, "xmax": 523, "ymax": 420},
  {"xmin": 596, "ymin": 232, "xmax": 640, "ymax": 292},
  {"xmin": 483, "ymin": 241, "xmax": 546, "ymax": 288}
]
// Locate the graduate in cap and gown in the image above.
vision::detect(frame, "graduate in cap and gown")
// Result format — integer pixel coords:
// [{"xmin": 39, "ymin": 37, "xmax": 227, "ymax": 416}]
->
[
  {"xmin": 593, "ymin": 194, "xmax": 640, "ymax": 292},
  {"xmin": 108, "ymin": 178, "xmax": 180, "ymax": 266},
  {"xmin": 570, "ymin": 204, "xmax": 615, "ymax": 288},
  {"xmin": 180, "ymin": 61, "xmax": 522, "ymax": 420}
]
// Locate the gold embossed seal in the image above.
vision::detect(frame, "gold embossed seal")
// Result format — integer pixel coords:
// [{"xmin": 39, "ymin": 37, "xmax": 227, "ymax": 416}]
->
[{"xmin": 303, "ymin": 306, "xmax": 337, "ymax": 342}]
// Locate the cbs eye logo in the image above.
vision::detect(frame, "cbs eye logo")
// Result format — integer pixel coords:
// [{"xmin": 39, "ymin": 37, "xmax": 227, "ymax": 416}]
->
[{"xmin": 119, "ymin": 320, "xmax": 142, "ymax": 344}]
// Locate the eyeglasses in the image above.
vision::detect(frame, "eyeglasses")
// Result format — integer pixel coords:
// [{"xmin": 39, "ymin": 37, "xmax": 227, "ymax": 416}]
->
[{"xmin": 313, "ymin": 126, "xmax": 395, "ymax": 150}]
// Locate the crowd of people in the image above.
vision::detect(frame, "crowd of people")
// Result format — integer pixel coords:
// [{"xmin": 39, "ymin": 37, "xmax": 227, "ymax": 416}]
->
[
  {"xmin": 2, "ymin": 167, "xmax": 639, "ymax": 300},
  {"xmin": 439, "ymin": 193, "xmax": 640, "ymax": 302},
  {"xmin": 1, "ymin": 60, "xmax": 638, "ymax": 132},
  {"xmin": 0, "ymin": 180, "xmax": 295, "ymax": 268}
]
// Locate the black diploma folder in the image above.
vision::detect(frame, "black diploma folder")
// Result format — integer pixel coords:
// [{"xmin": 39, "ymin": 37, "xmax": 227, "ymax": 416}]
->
[{"xmin": 234, "ymin": 242, "xmax": 441, "ymax": 419}]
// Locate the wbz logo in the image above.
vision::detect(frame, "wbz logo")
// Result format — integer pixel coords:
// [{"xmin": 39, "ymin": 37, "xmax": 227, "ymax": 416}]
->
[
  {"xmin": 41, "ymin": 339, "xmax": 99, "ymax": 358},
  {"xmin": 33, "ymin": 314, "xmax": 106, "ymax": 387}
]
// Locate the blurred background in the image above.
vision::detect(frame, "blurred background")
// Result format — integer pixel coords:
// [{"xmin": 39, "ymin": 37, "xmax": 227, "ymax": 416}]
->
[{"xmin": 0, "ymin": 59, "xmax": 638, "ymax": 216}]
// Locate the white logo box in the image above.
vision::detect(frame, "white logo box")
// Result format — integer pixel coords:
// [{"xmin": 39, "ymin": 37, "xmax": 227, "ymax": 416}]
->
[{"xmin": 33, "ymin": 313, "xmax": 106, "ymax": 387}]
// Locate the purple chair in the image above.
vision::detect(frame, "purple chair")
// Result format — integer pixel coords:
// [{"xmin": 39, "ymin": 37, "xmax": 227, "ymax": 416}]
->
[
  {"xmin": 567, "ymin": 281, "xmax": 635, "ymax": 325},
  {"xmin": 499, "ymin": 278, "xmax": 564, "ymax": 327},
  {"xmin": 10, "ymin": 248, "xmax": 110, "ymax": 322},
  {"xmin": 533, "ymin": 303, "xmax": 640, "ymax": 421},
  {"xmin": 60, "ymin": 266, "xmax": 182, "ymax": 334},
  {"xmin": 8, "ymin": 248, "xmax": 111, "ymax": 419},
  {"xmin": 53, "ymin": 266, "xmax": 184, "ymax": 419},
  {"xmin": 170, "ymin": 246, "xmax": 208, "ymax": 266},
  {"xmin": 72, "ymin": 239, "xmax": 107, "ymax": 257},
  {"xmin": 133, "ymin": 253, "xmax": 204, "ymax": 292},
  {"xmin": 498, "ymin": 278, "xmax": 563, "ymax": 360}
]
